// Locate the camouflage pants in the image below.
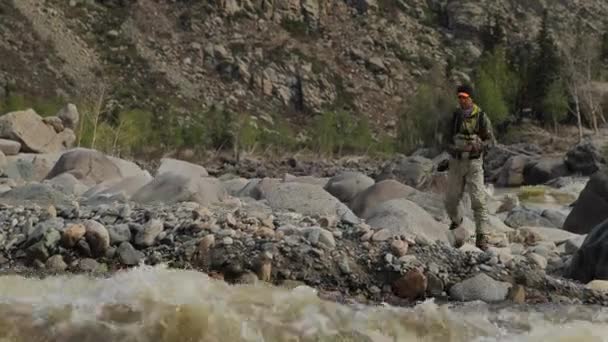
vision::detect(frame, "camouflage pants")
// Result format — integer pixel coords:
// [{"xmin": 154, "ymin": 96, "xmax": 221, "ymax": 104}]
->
[{"xmin": 444, "ymin": 157, "xmax": 489, "ymax": 235}]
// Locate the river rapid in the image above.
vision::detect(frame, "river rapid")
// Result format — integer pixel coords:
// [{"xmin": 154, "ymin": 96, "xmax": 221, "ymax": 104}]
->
[{"xmin": 0, "ymin": 265, "xmax": 606, "ymax": 342}]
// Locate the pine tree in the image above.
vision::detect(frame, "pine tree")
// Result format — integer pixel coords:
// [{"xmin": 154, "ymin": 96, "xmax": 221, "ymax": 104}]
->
[
  {"xmin": 542, "ymin": 79, "xmax": 569, "ymax": 133},
  {"xmin": 530, "ymin": 11, "xmax": 561, "ymax": 116}
]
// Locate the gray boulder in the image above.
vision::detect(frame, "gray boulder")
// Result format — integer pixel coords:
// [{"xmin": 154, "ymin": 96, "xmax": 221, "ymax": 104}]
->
[
  {"xmin": 567, "ymin": 219, "xmax": 608, "ymax": 283},
  {"xmin": 0, "ymin": 109, "xmax": 74, "ymax": 153},
  {"xmin": 349, "ymin": 180, "xmax": 417, "ymax": 219},
  {"xmin": 565, "ymin": 141, "xmax": 606, "ymax": 176},
  {"xmin": 449, "ymin": 273, "xmax": 511, "ymax": 302},
  {"xmin": 496, "ymin": 155, "xmax": 528, "ymax": 187},
  {"xmin": 365, "ymin": 198, "xmax": 449, "ymax": 242},
  {"xmin": 0, "ymin": 183, "xmax": 72, "ymax": 206},
  {"xmin": 563, "ymin": 170, "xmax": 608, "ymax": 234},
  {"xmin": 82, "ymin": 173, "xmax": 153, "ymax": 204},
  {"xmin": 131, "ymin": 173, "xmax": 227, "ymax": 206},
  {"xmin": 0, "ymin": 139, "xmax": 21, "ymax": 155},
  {"xmin": 324, "ymin": 171, "xmax": 374, "ymax": 204},
  {"xmin": 45, "ymin": 148, "xmax": 122, "ymax": 186},
  {"xmin": 523, "ymin": 158, "xmax": 569, "ymax": 185},
  {"xmin": 518, "ymin": 226, "xmax": 579, "ymax": 244},
  {"xmin": 43, "ymin": 172, "xmax": 89, "ymax": 197},
  {"xmin": 283, "ymin": 174, "xmax": 329, "ymax": 187},
  {"xmin": 255, "ymin": 181, "xmax": 358, "ymax": 223},
  {"xmin": 377, "ymin": 155, "xmax": 433, "ymax": 189},
  {"xmin": 5, "ymin": 153, "xmax": 61, "ymax": 182},
  {"xmin": 541, "ymin": 209, "xmax": 568, "ymax": 229},
  {"xmin": 222, "ymin": 177, "xmax": 250, "ymax": 196},
  {"xmin": 157, "ymin": 158, "xmax": 208, "ymax": 178},
  {"xmin": 108, "ymin": 156, "xmax": 148, "ymax": 179},
  {"xmin": 56, "ymin": 103, "xmax": 79, "ymax": 130},
  {"xmin": 504, "ymin": 207, "xmax": 556, "ymax": 228}
]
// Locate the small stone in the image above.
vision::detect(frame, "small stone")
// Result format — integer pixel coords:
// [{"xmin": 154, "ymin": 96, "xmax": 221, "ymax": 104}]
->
[
  {"xmin": 527, "ymin": 253, "xmax": 547, "ymax": 269},
  {"xmin": 236, "ymin": 271, "xmax": 258, "ymax": 285},
  {"xmin": 223, "ymin": 237, "xmax": 234, "ymax": 245},
  {"xmin": 586, "ymin": 280, "xmax": 608, "ymax": 292},
  {"xmin": 108, "ymin": 224, "xmax": 132, "ymax": 245},
  {"xmin": 135, "ymin": 219, "xmax": 164, "ymax": 247},
  {"xmin": 224, "ymin": 213, "xmax": 237, "ymax": 227},
  {"xmin": 46, "ymin": 254, "xmax": 67, "ymax": 272},
  {"xmin": 218, "ymin": 229, "xmax": 236, "ymax": 238},
  {"xmin": 357, "ymin": 223, "xmax": 371, "ymax": 234},
  {"xmin": 398, "ymin": 255, "xmax": 418, "ymax": 265},
  {"xmin": 78, "ymin": 258, "xmax": 101, "ymax": 272},
  {"xmin": 384, "ymin": 253, "xmax": 394, "ymax": 264},
  {"xmin": 426, "ymin": 273, "xmax": 444, "ymax": 297},
  {"xmin": 84, "ymin": 220, "xmax": 110, "ymax": 257},
  {"xmin": 390, "ymin": 239, "xmax": 408, "ymax": 257},
  {"xmin": 319, "ymin": 215, "xmax": 338, "ymax": 229},
  {"xmin": 372, "ymin": 229, "xmax": 391, "ymax": 241},
  {"xmin": 360, "ymin": 231, "xmax": 373, "ymax": 241},
  {"xmin": 392, "ymin": 269, "xmax": 427, "ymax": 300},
  {"xmin": 62, "ymin": 223, "xmax": 86, "ymax": 248},
  {"xmin": 117, "ymin": 242, "xmax": 144, "ymax": 266},
  {"xmin": 45, "ymin": 205, "xmax": 57, "ymax": 219},
  {"xmin": 338, "ymin": 257, "xmax": 352, "ymax": 274},
  {"xmin": 480, "ymin": 264, "xmax": 493, "ymax": 272},
  {"xmin": 508, "ymin": 284, "xmax": 526, "ymax": 304}
]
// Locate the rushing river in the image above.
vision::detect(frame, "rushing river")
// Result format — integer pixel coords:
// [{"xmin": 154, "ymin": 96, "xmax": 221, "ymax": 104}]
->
[{"xmin": 0, "ymin": 265, "xmax": 606, "ymax": 342}]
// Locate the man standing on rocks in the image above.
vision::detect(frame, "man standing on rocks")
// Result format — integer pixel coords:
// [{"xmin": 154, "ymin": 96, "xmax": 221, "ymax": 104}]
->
[{"xmin": 442, "ymin": 85, "xmax": 495, "ymax": 250}]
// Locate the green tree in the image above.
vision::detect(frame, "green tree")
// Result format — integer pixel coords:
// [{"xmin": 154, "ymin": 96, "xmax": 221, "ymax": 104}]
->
[
  {"xmin": 473, "ymin": 46, "xmax": 518, "ymax": 125},
  {"xmin": 476, "ymin": 69, "xmax": 509, "ymax": 124},
  {"xmin": 542, "ymin": 79, "xmax": 569, "ymax": 133},
  {"xmin": 529, "ymin": 11, "xmax": 561, "ymax": 116},
  {"xmin": 396, "ymin": 72, "xmax": 451, "ymax": 153}
]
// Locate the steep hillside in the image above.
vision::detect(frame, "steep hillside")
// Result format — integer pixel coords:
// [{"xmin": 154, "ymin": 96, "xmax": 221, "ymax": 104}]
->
[{"xmin": 0, "ymin": 0, "xmax": 607, "ymax": 142}]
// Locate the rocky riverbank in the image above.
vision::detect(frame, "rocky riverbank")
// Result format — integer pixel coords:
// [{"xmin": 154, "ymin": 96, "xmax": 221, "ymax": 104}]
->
[
  {"xmin": 0, "ymin": 164, "xmax": 605, "ymax": 307},
  {"xmin": 0, "ymin": 106, "xmax": 606, "ymax": 307}
]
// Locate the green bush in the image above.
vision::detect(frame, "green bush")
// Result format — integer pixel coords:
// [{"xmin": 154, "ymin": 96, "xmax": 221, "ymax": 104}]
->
[
  {"xmin": 308, "ymin": 111, "xmax": 374, "ymax": 156},
  {"xmin": 0, "ymin": 93, "xmax": 64, "ymax": 117},
  {"xmin": 474, "ymin": 46, "xmax": 520, "ymax": 125},
  {"xmin": 542, "ymin": 79, "xmax": 569, "ymax": 133},
  {"xmin": 396, "ymin": 82, "xmax": 451, "ymax": 154}
]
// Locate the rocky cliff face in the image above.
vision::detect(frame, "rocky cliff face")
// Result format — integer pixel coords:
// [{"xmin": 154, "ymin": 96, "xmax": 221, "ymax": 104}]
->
[{"xmin": 1, "ymin": 0, "xmax": 606, "ymax": 133}]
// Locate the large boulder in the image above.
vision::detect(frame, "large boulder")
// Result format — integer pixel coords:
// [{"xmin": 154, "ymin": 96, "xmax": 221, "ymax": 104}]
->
[
  {"xmin": 283, "ymin": 174, "xmax": 329, "ymax": 187},
  {"xmin": 484, "ymin": 143, "xmax": 542, "ymax": 182},
  {"xmin": 449, "ymin": 273, "xmax": 511, "ymax": 302},
  {"xmin": 108, "ymin": 156, "xmax": 148, "ymax": 179},
  {"xmin": 56, "ymin": 103, "xmax": 79, "ymax": 130},
  {"xmin": 255, "ymin": 181, "xmax": 359, "ymax": 223},
  {"xmin": 0, "ymin": 139, "xmax": 21, "ymax": 156},
  {"xmin": 0, "ymin": 109, "xmax": 75, "ymax": 153},
  {"xmin": 323, "ymin": 171, "xmax": 374, "ymax": 204},
  {"xmin": 563, "ymin": 170, "xmax": 608, "ymax": 234},
  {"xmin": 82, "ymin": 173, "xmax": 154, "ymax": 204},
  {"xmin": 157, "ymin": 158, "xmax": 208, "ymax": 178},
  {"xmin": 496, "ymin": 155, "xmax": 529, "ymax": 187},
  {"xmin": 377, "ymin": 155, "xmax": 433, "ymax": 189},
  {"xmin": 567, "ymin": 219, "xmax": 608, "ymax": 283},
  {"xmin": 365, "ymin": 198, "xmax": 449, "ymax": 242},
  {"xmin": 565, "ymin": 141, "xmax": 606, "ymax": 176},
  {"xmin": 131, "ymin": 173, "xmax": 227, "ymax": 206},
  {"xmin": 5, "ymin": 153, "xmax": 61, "ymax": 182},
  {"xmin": 43, "ymin": 173, "xmax": 89, "ymax": 197},
  {"xmin": 504, "ymin": 207, "xmax": 556, "ymax": 228},
  {"xmin": 45, "ymin": 148, "xmax": 122, "ymax": 186},
  {"xmin": 523, "ymin": 158, "xmax": 569, "ymax": 185},
  {"xmin": 349, "ymin": 180, "xmax": 417, "ymax": 219},
  {"xmin": 0, "ymin": 183, "xmax": 72, "ymax": 206}
]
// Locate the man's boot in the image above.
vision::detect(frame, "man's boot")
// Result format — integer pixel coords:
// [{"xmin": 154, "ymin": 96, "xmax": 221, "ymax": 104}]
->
[
  {"xmin": 449, "ymin": 219, "xmax": 465, "ymax": 248},
  {"xmin": 475, "ymin": 233, "xmax": 489, "ymax": 251}
]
